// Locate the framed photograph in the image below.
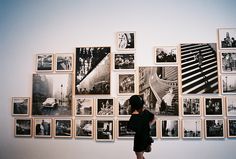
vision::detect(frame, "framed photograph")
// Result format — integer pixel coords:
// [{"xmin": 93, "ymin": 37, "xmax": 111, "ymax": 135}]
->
[
  {"xmin": 75, "ymin": 97, "xmax": 93, "ymax": 116},
  {"xmin": 96, "ymin": 119, "xmax": 114, "ymax": 141},
  {"xmin": 161, "ymin": 119, "xmax": 179, "ymax": 139},
  {"xmin": 36, "ymin": 54, "xmax": 53, "ymax": 72},
  {"xmin": 117, "ymin": 119, "xmax": 135, "ymax": 139},
  {"xmin": 12, "ymin": 97, "xmax": 30, "ymax": 116},
  {"xmin": 32, "ymin": 74, "xmax": 72, "ymax": 116},
  {"xmin": 75, "ymin": 119, "xmax": 93, "ymax": 139},
  {"xmin": 226, "ymin": 96, "xmax": 236, "ymax": 116},
  {"xmin": 139, "ymin": 66, "xmax": 179, "ymax": 116},
  {"xmin": 118, "ymin": 73, "xmax": 135, "ymax": 95},
  {"xmin": 113, "ymin": 53, "xmax": 135, "ymax": 70},
  {"xmin": 218, "ymin": 28, "xmax": 236, "ymax": 49},
  {"xmin": 205, "ymin": 119, "xmax": 225, "ymax": 139},
  {"xmin": 116, "ymin": 31, "xmax": 135, "ymax": 51},
  {"xmin": 182, "ymin": 96, "xmax": 201, "ymax": 116},
  {"xmin": 180, "ymin": 43, "xmax": 219, "ymax": 94},
  {"xmin": 54, "ymin": 119, "xmax": 72, "ymax": 138},
  {"xmin": 14, "ymin": 118, "xmax": 32, "ymax": 137},
  {"xmin": 34, "ymin": 118, "xmax": 52, "ymax": 138},
  {"xmin": 117, "ymin": 96, "xmax": 131, "ymax": 116},
  {"xmin": 182, "ymin": 119, "xmax": 202, "ymax": 139},
  {"xmin": 96, "ymin": 98, "xmax": 114, "ymax": 116},
  {"xmin": 55, "ymin": 53, "xmax": 73, "ymax": 72},
  {"xmin": 222, "ymin": 74, "xmax": 236, "ymax": 94},
  {"xmin": 204, "ymin": 97, "xmax": 223, "ymax": 116},
  {"xmin": 154, "ymin": 46, "xmax": 177, "ymax": 64},
  {"xmin": 227, "ymin": 119, "xmax": 236, "ymax": 138},
  {"xmin": 220, "ymin": 51, "xmax": 236, "ymax": 73},
  {"xmin": 75, "ymin": 47, "xmax": 111, "ymax": 95}
]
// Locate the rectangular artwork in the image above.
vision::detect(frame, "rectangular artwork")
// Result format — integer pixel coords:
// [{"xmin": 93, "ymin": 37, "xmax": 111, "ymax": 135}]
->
[
  {"xmin": 139, "ymin": 66, "xmax": 179, "ymax": 116},
  {"xmin": 34, "ymin": 118, "xmax": 52, "ymax": 138},
  {"xmin": 226, "ymin": 96, "xmax": 236, "ymax": 116},
  {"xmin": 222, "ymin": 74, "xmax": 236, "ymax": 94},
  {"xmin": 118, "ymin": 73, "xmax": 135, "ymax": 95},
  {"xmin": 15, "ymin": 118, "xmax": 32, "ymax": 137},
  {"xmin": 96, "ymin": 120, "xmax": 114, "ymax": 141},
  {"xmin": 117, "ymin": 96, "xmax": 131, "ymax": 116},
  {"xmin": 182, "ymin": 119, "xmax": 202, "ymax": 139},
  {"xmin": 218, "ymin": 28, "xmax": 236, "ymax": 49},
  {"xmin": 204, "ymin": 97, "xmax": 223, "ymax": 116},
  {"xmin": 161, "ymin": 119, "xmax": 179, "ymax": 139},
  {"xmin": 180, "ymin": 43, "xmax": 219, "ymax": 94},
  {"xmin": 55, "ymin": 53, "xmax": 73, "ymax": 72},
  {"xmin": 75, "ymin": 97, "xmax": 93, "ymax": 116},
  {"xmin": 75, "ymin": 119, "xmax": 93, "ymax": 139},
  {"xmin": 54, "ymin": 119, "xmax": 72, "ymax": 138},
  {"xmin": 116, "ymin": 31, "xmax": 135, "ymax": 51},
  {"xmin": 75, "ymin": 47, "xmax": 111, "ymax": 95},
  {"xmin": 220, "ymin": 51, "xmax": 236, "ymax": 73},
  {"xmin": 182, "ymin": 96, "xmax": 201, "ymax": 116},
  {"xmin": 96, "ymin": 98, "xmax": 114, "ymax": 116},
  {"xmin": 35, "ymin": 54, "xmax": 53, "ymax": 72},
  {"xmin": 205, "ymin": 119, "xmax": 224, "ymax": 139},
  {"xmin": 154, "ymin": 46, "xmax": 177, "ymax": 64},
  {"xmin": 32, "ymin": 74, "xmax": 72, "ymax": 116},
  {"xmin": 227, "ymin": 119, "xmax": 236, "ymax": 138},
  {"xmin": 12, "ymin": 97, "xmax": 30, "ymax": 116},
  {"xmin": 113, "ymin": 53, "xmax": 135, "ymax": 70}
]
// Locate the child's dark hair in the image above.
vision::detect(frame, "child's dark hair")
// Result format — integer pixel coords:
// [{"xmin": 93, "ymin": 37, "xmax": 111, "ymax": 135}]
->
[{"xmin": 129, "ymin": 95, "xmax": 144, "ymax": 112}]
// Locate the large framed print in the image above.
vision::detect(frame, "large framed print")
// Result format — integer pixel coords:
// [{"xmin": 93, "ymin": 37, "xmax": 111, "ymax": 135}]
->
[
  {"xmin": 118, "ymin": 73, "xmax": 135, "ymax": 95},
  {"xmin": 220, "ymin": 51, "xmax": 236, "ymax": 73},
  {"xmin": 116, "ymin": 31, "xmax": 135, "ymax": 51},
  {"xmin": 75, "ymin": 47, "xmax": 111, "ymax": 95},
  {"xmin": 14, "ymin": 118, "xmax": 32, "ymax": 137},
  {"xmin": 161, "ymin": 119, "xmax": 179, "ymax": 139},
  {"xmin": 204, "ymin": 97, "xmax": 223, "ymax": 116},
  {"xmin": 96, "ymin": 98, "xmax": 114, "ymax": 116},
  {"xmin": 117, "ymin": 96, "xmax": 131, "ymax": 116},
  {"xmin": 32, "ymin": 74, "xmax": 72, "ymax": 116},
  {"xmin": 34, "ymin": 118, "xmax": 52, "ymax": 138},
  {"xmin": 75, "ymin": 97, "xmax": 93, "ymax": 116},
  {"xmin": 182, "ymin": 96, "xmax": 201, "ymax": 116},
  {"xmin": 12, "ymin": 97, "xmax": 30, "ymax": 116},
  {"xmin": 139, "ymin": 66, "xmax": 179, "ymax": 116},
  {"xmin": 218, "ymin": 28, "xmax": 236, "ymax": 49},
  {"xmin": 205, "ymin": 119, "xmax": 225, "ymax": 139},
  {"xmin": 75, "ymin": 119, "xmax": 93, "ymax": 139},
  {"xmin": 227, "ymin": 119, "xmax": 236, "ymax": 138},
  {"xmin": 226, "ymin": 96, "xmax": 236, "ymax": 116},
  {"xmin": 117, "ymin": 119, "xmax": 135, "ymax": 139},
  {"xmin": 182, "ymin": 119, "xmax": 202, "ymax": 139},
  {"xmin": 154, "ymin": 46, "xmax": 177, "ymax": 64},
  {"xmin": 222, "ymin": 74, "xmax": 236, "ymax": 94},
  {"xmin": 180, "ymin": 43, "xmax": 219, "ymax": 94},
  {"xmin": 55, "ymin": 53, "xmax": 73, "ymax": 72},
  {"xmin": 113, "ymin": 53, "xmax": 135, "ymax": 70},
  {"xmin": 54, "ymin": 119, "xmax": 72, "ymax": 138},
  {"xmin": 36, "ymin": 54, "xmax": 53, "ymax": 72},
  {"xmin": 96, "ymin": 119, "xmax": 114, "ymax": 141}
]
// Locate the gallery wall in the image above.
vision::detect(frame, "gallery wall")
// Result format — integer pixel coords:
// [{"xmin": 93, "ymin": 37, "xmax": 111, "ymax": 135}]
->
[{"xmin": 1, "ymin": 0, "xmax": 236, "ymax": 159}]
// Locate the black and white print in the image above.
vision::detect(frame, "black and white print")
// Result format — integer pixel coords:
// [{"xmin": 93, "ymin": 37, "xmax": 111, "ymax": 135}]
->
[
  {"xmin": 226, "ymin": 96, "xmax": 236, "ymax": 116},
  {"xmin": 96, "ymin": 120, "xmax": 114, "ymax": 141},
  {"xmin": 117, "ymin": 96, "xmax": 131, "ymax": 116},
  {"xmin": 75, "ymin": 119, "xmax": 93, "ymax": 138},
  {"xmin": 55, "ymin": 53, "xmax": 73, "ymax": 72},
  {"xmin": 205, "ymin": 119, "xmax": 224, "ymax": 138},
  {"xmin": 54, "ymin": 119, "xmax": 72, "ymax": 138},
  {"xmin": 161, "ymin": 119, "xmax": 179, "ymax": 138},
  {"xmin": 182, "ymin": 119, "xmax": 202, "ymax": 139},
  {"xmin": 117, "ymin": 31, "xmax": 135, "ymax": 50},
  {"xmin": 96, "ymin": 98, "xmax": 114, "ymax": 116},
  {"xmin": 15, "ymin": 118, "xmax": 32, "ymax": 137},
  {"xmin": 36, "ymin": 54, "xmax": 53, "ymax": 72},
  {"xmin": 118, "ymin": 73, "xmax": 135, "ymax": 95},
  {"xmin": 75, "ymin": 97, "xmax": 93, "ymax": 116},
  {"xmin": 228, "ymin": 119, "xmax": 236, "ymax": 138},
  {"xmin": 12, "ymin": 97, "xmax": 30, "ymax": 116},
  {"xmin": 34, "ymin": 118, "xmax": 52, "ymax": 138},
  {"xmin": 182, "ymin": 97, "xmax": 201, "ymax": 116},
  {"xmin": 204, "ymin": 97, "xmax": 223, "ymax": 116},
  {"xmin": 114, "ymin": 53, "xmax": 135, "ymax": 70},
  {"xmin": 218, "ymin": 28, "xmax": 236, "ymax": 49},
  {"xmin": 222, "ymin": 74, "xmax": 236, "ymax": 94},
  {"xmin": 154, "ymin": 46, "xmax": 177, "ymax": 64}
]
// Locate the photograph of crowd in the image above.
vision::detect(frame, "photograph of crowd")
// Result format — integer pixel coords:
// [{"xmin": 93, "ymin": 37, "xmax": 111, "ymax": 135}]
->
[
  {"xmin": 183, "ymin": 119, "xmax": 201, "ymax": 139},
  {"xmin": 34, "ymin": 118, "xmax": 52, "ymax": 137},
  {"xmin": 161, "ymin": 119, "xmax": 179, "ymax": 138},
  {"xmin": 218, "ymin": 28, "xmax": 236, "ymax": 49},
  {"xmin": 55, "ymin": 53, "xmax": 73, "ymax": 71},
  {"xmin": 75, "ymin": 97, "xmax": 93, "ymax": 116},
  {"xmin": 154, "ymin": 46, "xmax": 177, "ymax": 63},
  {"xmin": 118, "ymin": 74, "xmax": 135, "ymax": 95},
  {"xmin": 96, "ymin": 98, "xmax": 114, "ymax": 116},
  {"xmin": 55, "ymin": 119, "xmax": 72, "ymax": 138},
  {"xmin": 182, "ymin": 97, "xmax": 201, "ymax": 116},
  {"xmin": 36, "ymin": 54, "xmax": 53, "ymax": 71},
  {"xmin": 117, "ymin": 97, "xmax": 131, "ymax": 116},
  {"xmin": 205, "ymin": 119, "xmax": 224, "ymax": 138},
  {"xmin": 228, "ymin": 119, "xmax": 236, "ymax": 138},
  {"xmin": 204, "ymin": 97, "xmax": 223, "ymax": 116},
  {"xmin": 117, "ymin": 31, "xmax": 135, "ymax": 50},
  {"xmin": 114, "ymin": 53, "xmax": 135, "ymax": 70},
  {"xmin": 96, "ymin": 120, "xmax": 114, "ymax": 141},
  {"xmin": 12, "ymin": 97, "xmax": 29, "ymax": 116},
  {"xmin": 75, "ymin": 119, "xmax": 93, "ymax": 138},
  {"xmin": 222, "ymin": 75, "xmax": 236, "ymax": 94},
  {"xmin": 15, "ymin": 118, "xmax": 32, "ymax": 137}
]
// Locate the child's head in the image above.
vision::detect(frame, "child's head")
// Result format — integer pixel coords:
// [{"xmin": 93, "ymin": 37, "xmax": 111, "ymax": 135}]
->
[{"xmin": 129, "ymin": 95, "xmax": 144, "ymax": 112}]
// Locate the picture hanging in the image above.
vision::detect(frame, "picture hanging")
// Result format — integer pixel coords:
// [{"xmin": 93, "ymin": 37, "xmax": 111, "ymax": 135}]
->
[
  {"xmin": 205, "ymin": 119, "xmax": 224, "ymax": 139},
  {"xmin": 32, "ymin": 73, "xmax": 72, "ymax": 116},
  {"xmin": 12, "ymin": 97, "xmax": 30, "ymax": 116},
  {"xmin": 180, "ymin": 43, "xmax": 219, "ymax": 94},
  {"xmin": 75, "ymin": 97, "xmax": 93, "ymax": 116},
  {"xmin": 75, "ymin": 47, "xmax": 111, "ymax": 95},
  {"xmin": 54, "ymin": 119, "xmax": 72, "ymax": 138},
  {"xmin": 227, "ymin": 119, "xmax": 236, "ymax": 138},
  {"xmin": 182, "ymin": 96, "xmax": 201, "ymax": 116},
  {"xmin": 34, "ymin": 118, "xmax": 52, "ymax": 138},
  {"xmin": 15, "ymin": 118, "xmax": 32, "ymax": 137},
  {"xmin": 182, "ymin": 119, "xmax": 202, "ymax": 139},
  {"xmin": 96, "ymin": 120, "xmax": 114, "ymax": 141},
  {"xmin": 113, "ymin": 53, "xmax": 135, "ymax": 70},
  {"xmin": 154, "ymin": 46, "xmax": 177, "ymax": 64},
  {"xmin": 96, "ymin": 98, "xmax": 114, "ymax": 116},
  {"xmin": 117, "ymin": 96, "xmax": 131, "ymax": 116},
  {"xmin": 204, "ymin": 97, "xmax": 223, "ymax": 116},
  {"xmin": 117, "ymin": 119, "xmax": 135, "ymax": 139},
  {"xmin": 222, "ymin": 74, "xmax": 236, "ymax": 94},
  {"xmin": 226, "ymin": 96, "xmax": 236, "ymax": 116},
  {"xmin": 36, "ymin": 54, "xmax": 53, "ymax": 72},
  {"xmin": 55, "ymin": 53, "xmax": 73, "ymax": 72},
  {"xmin": 75, "ymin": 119, "xmax": 93, "ymax": 138},
  {"xmin": 218, "ymin": 28, "xmax": 236, "ymax": 49},
  {"xmin": 118, "ymin": 73, "xmax": 135, "ymax": 95},
  {"xmin": 161, "ymin": 119, "xmax": 179, "ymax": 139},
  {"xmin": 220, "ymin": 52, "xmax": 236, "ymax": 73},
  {"xmin": 139, "ymin": 66, "xmax": 179, "ymax": 116},
  {"xmin": 116, "ymin": 31, "xmax": 135, "ymax": 51}
]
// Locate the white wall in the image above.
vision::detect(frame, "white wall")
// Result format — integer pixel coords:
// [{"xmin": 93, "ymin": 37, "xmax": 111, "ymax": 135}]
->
[{"xmin": 1, "ymin": 0, "xmax": 236, "ymax": 159}]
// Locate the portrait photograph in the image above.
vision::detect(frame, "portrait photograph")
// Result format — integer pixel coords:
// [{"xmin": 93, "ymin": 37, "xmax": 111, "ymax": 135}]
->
[
  {"xmin": 227, "ymin": 119, "xmax": 236, "ymax": 138},
  {"xmin": 117, "ymin": 96, "xmax": 131, "ymax": 116},
  {"xmin": 218, "ymin": 28, "xmax": 236, "ymax": 49},
  {"xmin": 113, "ymin": 53, "xmax": 135, "ymax": 70},
  {"xmin": 54, "ymin": 119, "xmax": 72, "ymax": 138},
  {"xmin": 34, "ymin": 118, "xmax": 52, "ymax": 138},
  {"xmin": 182, "ymin": 96, "xmax": 201, "ymax": 116},
  {"xmin": 75, "ymin": 119, "xmax": 93, "ymax": 139},
  {"xmin": 55, "ymin": 53, "xmax": 73, "ymax": 72},
  {"xmin": 222, "ymin": 74, "xmax": 236, "ymax": 94},
  {"xmin": 204, "ymin": 97, "xmax": 223, "ymax": 116},
  {"xmin": 226, "ymin": 96, "xmax": 236, "ymax": 116},
  {"xmin": 96, "ymin": 120, "xmax": 114, "ymax": 141},
  {"xmin": 154, "ymin": 46, "xmax": 177, "ymax": 64},
  {"xmin": 116, "ymin": 31, "xmax": 135, "ymax": 51},
  {"xmin": 75, "ymin": 97, "xmax": 93, "ymax": 116},
  {"xmin": 205, "ymin": 119, "xmax": 224, "ymax": 139},
  {"xmin": 96, "ymin": 98, "xmax": 114, "ymax": 116},
  {"xmin": 32, "ymin": 73, "xmax": 72, "ymax": 116},
  {"xmin": 161, "ymin": 119, "xmax": 179, "ymax": 139},
  {"xmin": 220, "ymin": 52, "xmax": 236, "ymax": 73},
  {"xmin": 182, "ymin": 119, "xmax": 202, "ymax": 139},
  {"xmin": 180, "ymin": 43, "xmax": 219, "ymax": 94},
  {"xmin": 12, "ymin": 97, "xmax": 30, "ymax": 116},
  {"xmin": 118, "ymin": 73, "xmax": 135, "ymax": 95},
  {"xmin": 75, "ymin": 47, "xmax": 111, "ymax": 95},
  {"xmin": 36, "ymin": 54, "xmax": 53, "ymax": 72},
  {"xmin": 15, "ymin": 118, "xmax": 32, "ymax": 137}
]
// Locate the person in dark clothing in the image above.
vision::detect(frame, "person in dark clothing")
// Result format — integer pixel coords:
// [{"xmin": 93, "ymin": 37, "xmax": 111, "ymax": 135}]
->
[{"xmin": 128, "ymin": 95, "xmax": 155, "ymax": 159}]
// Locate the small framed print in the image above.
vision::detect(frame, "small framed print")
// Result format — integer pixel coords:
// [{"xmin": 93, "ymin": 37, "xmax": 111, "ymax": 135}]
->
[
  {"xmin": 220, "ymin": 51, "xmax": 236, "ymax": 73},
  {"xmin": 117, "ymin": 119, "xmax": 135, "ymax": 139},
  {"xmin": 116, "ymin": 31, "xmax": 135, "ymax": 51},
  {"xmin": 154, "ymin": 46, "xmax": 177, "ymax": 64},
  {"xmin": 75, "ymin": 119, "xmax": 93, "ymax": 139},
  {"xmin": 96, "ymin": 98, "xmax": 114, "ymax": 116},
  {"xmin": 113, "ymin": 53, "xmax": 135, "ymax": 70},
  {"xmin": 75, "ymin": 97, "xmax": 93, "ymax": 116},
  {"xmin": 227, "ymin": 119, "xmax": 236, "ymax": 138},
  {"xmin": 54, "ymin": 119, "xmax": 72, "ymax": 138},
  {"xmin": 117, "ymin": 96, "xmax": 131, "ymax": 116},
  {"xmin": 96, "ymin": 119, "xmax": 114, "ymax": 141},
  {"xmin": 34, "ymin": 118, "xmax": 52, "ymax": 138},
  {"xmin": 55, "ymin": 53, "xmax": 73, "ymax": 72},
  {"xmin": 182, "ymin": 119, "xmax": 202, "ymax": 139},
  {"xmin": 118, "ymin": 73, "xmax": 135, "ymax": 95},
  {"xmin": 161, "ymin": 119, "xmax": 179, "ymax": 139},
  {"xmin": 218, "ymin": 28, "xmax": 236, "ymax": 49},
  {"xmin": 14, "ymin": 118, "xmax": 32, "ymax": 137},
  {"xmin": 226, "ymin": 96, "xmax": 236, "ymax": 116},
  {"xmin": 12, "ymin": 97, "xmax": 30, "ymax": 116},
  {"xmin": 36, "ymin": 54, "xmax": 53, "ymax": 72},
  {"xmin": 205, "ymin": 119, "xmax": 225, "ymax": 139},
  {"xmin": 222, "ymin": 74, "xmax": 236, "ymax": 94},
  {"xmin": 182, "ymin": 96, "xmax": 201, "ymax": 116},
  {"xmin": 204, "ymin": 97, "xmax": 223, "ymax": 116}
]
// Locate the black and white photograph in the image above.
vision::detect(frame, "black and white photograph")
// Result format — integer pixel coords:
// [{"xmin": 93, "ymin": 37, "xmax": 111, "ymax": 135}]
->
[
  {"xmin": 75, "ymin": 47, "xmax": 111, "ymax": 95},
  {"xmin": 182, "ymin": 119, "xmax": 202, "ymax": 139},
  {"xmin": 117, "ymin": 120, "xmax": 135, "ymax": 139},
  {"xmin": 228, "ymin": 119, "xmax": 236, "ymax": 138},
  {"xmin": 113, "ymin": 53, "xmax": 135, "ymax": 70},
  {"xmin": 12, "ymin": 97, "xmax": 30, "ymax": 116},
  {"xmin": 220, "ymin": 52, "xmax": 236, "ymax": 73},
  {"xmin": 222, "ymin": 74, "xmax": 236, "ymax": 94},
  {"xmin": 96, "ymin": 98, "xmax": 114, "ymax": 116},
  {"xmin": 205, "ymin": 119, "xmax": 224, "ymax": 139},
  {"xmin": 116, "ymin": 31, "xmax": 135, "ymax": 50},
  {"xmin": 226, "ymin": 96, "xmax": 236, "ymax": 116},
  {"xmin": 96, "ymin": 120, "xmax": 114, "ymax": 141},
  {"xmin": 161, "ymin": 119, "xmax": 179, "ymax": 139},
  {"xmin": 204, "ymin": 97, "xmax": 223, "ymax": 116},
  {"xmin": 75, "ymin": 119, "xmax": 93, "ymax": 138},
  {"xmin": 75, "ymin": 97, "xmax": 93, "ymax": 116},
  {"xmin": 180, "ymin": 43, "xmax": 219, "ymax": 94},
  {"xmin": 54, "ymin": 119, "xmax": 72, "ymax": 138},
  {"xmin": 117, "ymin": 96, "xmax": 131, "ymax": 116},
  {"xmin": 118, "ymin": 73, "xmax": 135, "ymax": 95},
  {"xmin": 154, "ymin": 46, "xmax": 177, "ymax": 64},
  {"xmin": 15, "ymin": 118, "xmax": 32, "ymax": 137},
  {"xmin": 182, "ymin": 97, "xmax": 201, "ymax": 116},
  {"xmin": 218, "ymin": 28, "xmax": 236, "ymax": 49},
  {"xmin": 139, "ymin": 66, "xmax": 179, "ymax": 116},
  {"xmin": 36, "ymin": 54, "xmax": 53, "ymax": 72},
  {"xmin": 32, "ymin": 74, "xmax": 72, "ymax": 116},
  {"xmin": 55, "ymin": 53, "xmax": 73, "ymax": 72},
  {"xmin": 34, "ymin": 118, "xmax": 52, "ymax": 138}
]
